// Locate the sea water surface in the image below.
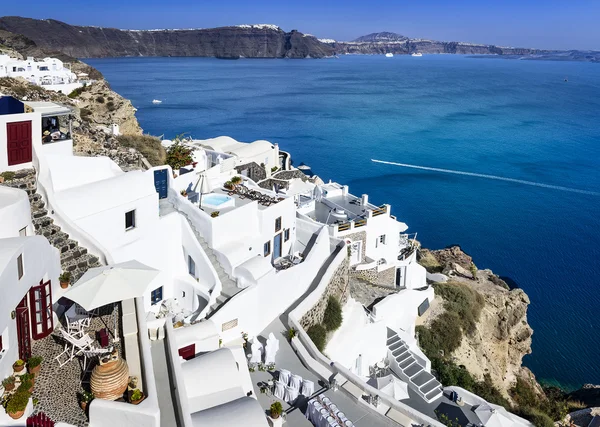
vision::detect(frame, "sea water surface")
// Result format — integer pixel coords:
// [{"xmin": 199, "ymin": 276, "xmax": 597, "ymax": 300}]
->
[{"xmin": 86, "ymin": 55, "xmax": 600, "ymax": 390}]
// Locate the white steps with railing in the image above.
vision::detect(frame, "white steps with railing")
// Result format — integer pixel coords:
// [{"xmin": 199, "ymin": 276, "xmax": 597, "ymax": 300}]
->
[
  {"xmin": 159, "ymin": 199, "xmax": 240, "ymax": 317},
  {"xmin": 386, "ymin": 329, "xmax": 443, "ymax": 403}
]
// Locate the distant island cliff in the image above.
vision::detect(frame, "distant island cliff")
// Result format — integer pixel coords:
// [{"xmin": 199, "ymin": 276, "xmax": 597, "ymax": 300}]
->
[{"xmin": 5, "ymin": 16, "xmax": 597, "ymax": 61}]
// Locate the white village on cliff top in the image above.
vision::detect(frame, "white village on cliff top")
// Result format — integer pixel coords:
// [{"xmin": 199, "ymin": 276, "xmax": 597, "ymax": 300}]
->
[{"xmin": 0, "ymin": 76, "xmax": 534, "ymax": 427}]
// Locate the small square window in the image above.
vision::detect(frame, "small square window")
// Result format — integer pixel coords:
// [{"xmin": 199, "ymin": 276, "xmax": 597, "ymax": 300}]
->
[
  {"xmin": 275, "ymin": 217, "xmax": 282, "ymax": 233},
  {"xmin": 125, "ymin": 210, "xmax": 136, "ymax": 230},
  {"xmin": 0, "ymin": 334, "xmax": 3, "ymax": 352},
  {"xmin": 284, "ymin": 229, "xmax": 290, "ymax": 242},
  {"xmin": 151, "ymin": 286, "xmax": 163, "ymax": 305},
  {"xmin": 264, "ymin": 241, "xmax": 271, "ymax": 257},
  {"xmin": 188, "ymin": 255, "xmax": 196, "ymax": 277},
  {"xmin": 17, "ymin": 254, "xmax": 23, "ymax": 280}
]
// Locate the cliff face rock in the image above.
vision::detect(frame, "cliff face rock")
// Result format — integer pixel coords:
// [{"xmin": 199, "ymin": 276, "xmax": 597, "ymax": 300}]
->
[
  {"xmin": 420, "ymin": 246, "xmax": 536, "ymax": 398},
  {"xmin": 0, "ymin": 17, "xmax": 334, "ymax": 59},
  {"xmin": 75, "ymin": 81, "xmax": 142, "ymax": 135}
]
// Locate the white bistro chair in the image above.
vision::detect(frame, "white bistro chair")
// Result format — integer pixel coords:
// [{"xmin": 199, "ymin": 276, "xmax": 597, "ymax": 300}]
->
[
  {"xmin": 274, "ymin": 380, "xmax": 286, "ymax": 400},
  {"xmin": 284, "ymin": 385, "xmax": 299, "ymax": 404},
  {"xmin": 301, "ymin": 379, "xmax": 315, "ymax": 397},
  {"xmin": 55, "ymin": 329, "xmax": 95, "ymax": 367},
  {"xmin": 290, "ymin": 374, "xmax": 303, "ymax": 391},
  {"xmin": 279, "ymin": 368, "xmax": 291, "ymax": 385}
]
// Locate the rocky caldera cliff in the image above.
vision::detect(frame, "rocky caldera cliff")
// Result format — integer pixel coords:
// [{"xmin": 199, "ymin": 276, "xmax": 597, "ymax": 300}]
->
[
  {"xmin": 419, "ymin": 246, "xmax": 538, "ymax": 398},
  {"xmin": 0, "ymin": 17, "xmax": 334, "ymax": 59},
  {"xmin": 327, "ymin": 31, "xmax": 546, "ymax": 56}
]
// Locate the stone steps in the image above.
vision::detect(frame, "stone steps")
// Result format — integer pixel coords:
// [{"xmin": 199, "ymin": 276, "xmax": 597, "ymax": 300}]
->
[{"xmin": 0, "ymin": 169, "xmax": 104, "ymax": 288}]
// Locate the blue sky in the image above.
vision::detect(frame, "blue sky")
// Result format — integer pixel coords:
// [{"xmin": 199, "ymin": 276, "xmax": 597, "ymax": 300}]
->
[{"xmin": 2, "ymin": 0, "xmax": 598, "ymax": 50}]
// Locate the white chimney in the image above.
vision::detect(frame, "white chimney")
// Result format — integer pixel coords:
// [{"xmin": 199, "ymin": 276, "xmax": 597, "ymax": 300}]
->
[
  {"xmin": 361, "ymin": 194, "xmax": 369, "ymax": 206},
  {"xmin": 342, "ymin": 185, "xmax": 348, "ymax": 196},
  {"xmin": 111, "ymin": 123, "xmax": 120, "ymax": 136}
]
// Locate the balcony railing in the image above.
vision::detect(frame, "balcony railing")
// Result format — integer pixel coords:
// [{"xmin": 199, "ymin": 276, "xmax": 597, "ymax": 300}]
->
[{"xmin": 371, "ymin": 205, "xmax": 388, "ymax": 217}]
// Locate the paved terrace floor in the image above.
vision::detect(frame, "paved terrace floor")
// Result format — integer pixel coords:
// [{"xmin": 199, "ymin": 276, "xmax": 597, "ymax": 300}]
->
[
  {"xmin": 31, "ymin": 303, "xmax": 122, "ymax": 427},
  {"xmin": 249, "ymin": 318, "xmax": 398, "ymax": 427}
]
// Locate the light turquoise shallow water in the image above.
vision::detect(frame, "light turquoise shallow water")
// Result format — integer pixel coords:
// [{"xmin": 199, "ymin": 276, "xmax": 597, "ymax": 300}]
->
[{"xmin": 87, "ymin": 55, "xmax": 600, "ymax": 390}]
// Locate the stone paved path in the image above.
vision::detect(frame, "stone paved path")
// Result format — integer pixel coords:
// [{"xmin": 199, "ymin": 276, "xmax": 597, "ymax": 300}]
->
[{"xmin": 349, "ymin": 276, "xmax": 397, "ymax": 310}]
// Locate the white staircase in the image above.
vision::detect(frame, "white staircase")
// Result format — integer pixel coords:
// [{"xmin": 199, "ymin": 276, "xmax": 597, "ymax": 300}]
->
[
  {"xmin": 386, "ymin": 329, "xmax": 443, "ymax": 403},
  {"xmin": 159, "ymin": 199, "xmax": 241, "ymax": 317}
]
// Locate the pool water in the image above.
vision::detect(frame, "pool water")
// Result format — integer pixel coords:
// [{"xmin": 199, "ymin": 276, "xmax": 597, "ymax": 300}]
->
[{"xmin": 202, "ymin": 193, "xmax": 234, "ymax": 208}]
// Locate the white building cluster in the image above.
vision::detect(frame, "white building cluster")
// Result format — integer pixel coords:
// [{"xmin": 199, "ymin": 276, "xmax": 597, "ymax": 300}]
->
[
  {"xmin": 0, "ymin": 93, "xmax": 533, "ymax": 427},
  {"xmin": 0, "ymin": 55, "xmax": 83, "ymax": 93}
]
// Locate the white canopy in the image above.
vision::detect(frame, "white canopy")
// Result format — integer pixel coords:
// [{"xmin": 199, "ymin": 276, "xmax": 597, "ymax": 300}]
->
[
  {"xmin": 264, "ymin": 332, "xmax": 280, "ymax": 365},
  {"xmin": 193, "ymin": 172, "xmax": 213, "ymax": 194},
  {"xmin": 250, "ymin": 338, "xmax": 263, "ymax": 364},
  {"xmin": 475, "ymin": 404, "xmax": 515, "ymax": 427},
  {"xmin": 374, "ymin": 375, "xmax": 409, "ymax": 401},
  {"xmin": 65, "ymin": 260, "xmax": 160, "ymax": 310}
]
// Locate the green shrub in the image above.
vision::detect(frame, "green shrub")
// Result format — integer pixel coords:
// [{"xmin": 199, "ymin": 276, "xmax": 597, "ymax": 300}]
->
[
  {"xmin": 117, "ymin": 134, "xmax": 166, "ymax": 166},
  {"xmin": 96, "ymin": 95, "xmax": 105, "ymax": 103},
  {"xmin": 470, "ymin": 262, "xmax": 478, "ymax": 279},
  {"xmin": 434, "ymin": 282, "xmax": 484, "ymax": 335},
  {"xmin": 287, "ymin": 328, "xmax": 297, "ymax": 340},
  {"xmin": 79, "ymin": 108, "xmax": 92, "ymax": 120},
  {"xmin": 165, "ymin": 142, "xmax": 194, "ymax": 171},
  {"xmin": 68, "ymin": 86, "xmax": 87, "ymax": 98},
  {"xmin": 306, "ymin": 324, "xmax": 327, "ymax": 352},
  {"xmin": 131, "ymin": 389, "xmax": 143, "ymax": 401},
  {"xmin": 517, "ymin": 406, "xmax": 555, "ymax": 427},
  {"xmin": 106, "ymin": 101, "xmax": 116, "ymax": 111},
  {"xmin": 5, "ymin": 390, "xmax": 30, "ymax": 414},
  {"xmin": 0, "ymin": 171, "xmax": 16, "ymax": 181},
  {"xmin": 79, "ymin": 390, "xmax": 94, "ymax": 403},
  {"xmin": 270, "ymin": 401, "xmax": 283, "ymax": 418},
  {"xmin": 59, "ymin": 271, "xmax": 71, "ymax": 283},
  {"xmin": 323, "ymin": 296, "xmax": 343, "ymax": 331},
  {"xmin": 2, "ymin": 376, "xmax": 15, "ymax": 387}
]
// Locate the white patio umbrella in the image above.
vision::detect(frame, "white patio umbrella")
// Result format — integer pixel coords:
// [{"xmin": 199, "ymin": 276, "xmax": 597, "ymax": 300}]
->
[
  {"xmin": 64, "ymin": 260, "xmax": 161, "ymax": 311},
  {"xmin": 375, "ymin": 374, "xmax": 409, "ymax": 400},
  {"xmin": 264, "ymin": 332, "xmax": 280, "ymax": 365},
  {"xmin": 193, "ymin": 172, "xmax": 212, "ymax": 209},
  {"xmin": 475, "ymin": 404, "xmax": 514, "ymax": 427}
]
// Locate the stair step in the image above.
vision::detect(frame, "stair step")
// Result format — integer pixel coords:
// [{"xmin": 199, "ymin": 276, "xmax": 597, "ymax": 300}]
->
[
  {"xmin": 399, "ymin": 357, "xmax": 417, "ymax": 370},
  {"xmin": 404, "ymin": 363, "xmax": 422, "ymax": 379},
  {"xmin": 425, "ymin": 388, "xmax": 443, "ymax": 402},
  {"xmin": 33, "ymin": 216, "xmax": 53, "ymax": 229},
  {"xmin": 42, "ymin": 224, "xmax": 61, "ymax": 238},
  {"xmin": 419, "ymin": 378, "xmax": 439, "ymax": 395},
  {"xmin": 48, "ymin": 231, "xmax": 69, "ymax": 246},
  {"xmin": 32, "ymin": 209, "xmax": 48, "ymax": 219}
]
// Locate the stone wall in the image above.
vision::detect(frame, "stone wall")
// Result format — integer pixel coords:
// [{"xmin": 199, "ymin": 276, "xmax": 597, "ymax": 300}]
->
[
  {"xmin": 343, "ymin": 230, "xmax": 367, "ymax": 263},
  {"xmin": 236, "ymin": 161, "xmax": 266, "ymax": 182},
  {"xmin": 299, "ymin": 257, "xmax": 350, "ymax": 329},
  {"xmin": 272, "ymin": 170, "xmax": 307, "ymax": 181},
  {"xmin": 350, "ymin": 264, "xmax": 396, "ymax": 288},
  {"xmin": 258, "ymin": 178, "xmax": 290, "ymax": 191}
]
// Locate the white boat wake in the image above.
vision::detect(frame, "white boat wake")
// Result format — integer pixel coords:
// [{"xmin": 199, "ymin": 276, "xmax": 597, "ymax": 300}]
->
[{"xmin": 371, "ymin": 159, "xmax": 600, "ymax": 196}]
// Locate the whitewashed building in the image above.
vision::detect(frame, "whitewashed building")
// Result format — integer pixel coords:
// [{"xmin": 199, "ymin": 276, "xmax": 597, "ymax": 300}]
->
[{"xmin": 0, "ymin": 55, "xmax": 82, "ymax": 93}]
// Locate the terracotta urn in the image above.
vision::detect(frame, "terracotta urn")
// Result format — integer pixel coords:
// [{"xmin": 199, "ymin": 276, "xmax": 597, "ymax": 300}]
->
[
  {"xmin": 60, "ymin": 281, "xmax": 69, "ymax": 289},
  {"xmin": 13, "ymin": 362, "xmax": 25, "ymax": 373},
  {"xmin": 29, "ymin": 364, "xmax": 41, "ymax": 375},
  {"xmin": 91, "ymin": 351, "xmax": 129, "ymax": 400}
]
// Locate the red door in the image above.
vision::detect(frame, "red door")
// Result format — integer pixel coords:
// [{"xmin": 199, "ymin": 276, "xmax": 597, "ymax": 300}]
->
[
  {"xmin": 16, "ymin": 296, "xmax": 31, "ymax": 361},
  {"xmin": 7, "ymin": 120, "xmax": 32, "ymax": 166},
  {"xmin": 29, "ymin": 280, "xmax": 53, "ymax": 340},
  {"xmin": 178, "ymin": 344, "xmax": 196, "ymax": 360}
]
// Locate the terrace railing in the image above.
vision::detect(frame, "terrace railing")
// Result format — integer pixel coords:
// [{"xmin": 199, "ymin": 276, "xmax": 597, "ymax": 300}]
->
[{"xmin": 371, "ymin": 205, "xmax": 388, "ymax": 217}]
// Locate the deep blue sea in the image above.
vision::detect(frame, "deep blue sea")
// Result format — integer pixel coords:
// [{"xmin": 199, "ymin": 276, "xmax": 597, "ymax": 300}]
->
[{"xmin": 86, "ymin": 55, "xmax": 600, "ymax": 391}]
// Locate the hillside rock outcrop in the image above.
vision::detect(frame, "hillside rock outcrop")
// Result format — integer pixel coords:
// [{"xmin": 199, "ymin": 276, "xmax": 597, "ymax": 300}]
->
[
  {"xmin": 0, "ymin": 17, "xmax": 334, "ymax": 59},
  {"xmin": 419, "ymin": 246, "xmax": 537, "ymax": 398}
]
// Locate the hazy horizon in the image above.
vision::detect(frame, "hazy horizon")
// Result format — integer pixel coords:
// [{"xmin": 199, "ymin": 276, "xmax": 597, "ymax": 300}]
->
[{"xmin": 2, "ymin": 0, "xmax": 599, "ymax": 51}]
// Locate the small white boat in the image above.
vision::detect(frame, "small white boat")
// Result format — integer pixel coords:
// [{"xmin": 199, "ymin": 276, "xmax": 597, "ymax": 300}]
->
[
  {"xmin": 411, "ymin": 52, "xmax": 423, "ymax": 57},
  {"xmin": 152, "ymin": 99, "xmax": 162, "ymax": 104},
  {"xmin": 385, "ymin": 53, "xmax": 394, "ymax": 58}
]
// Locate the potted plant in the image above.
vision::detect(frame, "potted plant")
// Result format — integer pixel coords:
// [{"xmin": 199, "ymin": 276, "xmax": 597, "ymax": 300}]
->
[
  {"xmin": 287, "ymin": 327, "xmax": 297, "ymax": 341},
  {"xmin": 180, "ymin": 189, "xmax": 188, "ymax": 197},
  {"xmin": 231, "ymin": 176, "xmax": 242, "ymax": 186},
  {"xmin": 28, "ymin": 356, "xmax": 43, "ymax": 376},
  {"xmin": 6, "ymin": 390, "xmax": 30, "ymax": 420},
  {"xmin": 224, "ymin": 180, "xmax": 233, "ymax": 190},
  {"xmin": 13, "ymin": 359, "xmax": 25, "ymax": 373},
  {"xmin": 19, "ymin": 374, "xmax": 34, "ymax": 393},
  {"xmin": 130, "ymin": 388, "xmax": 145, "ymax": 405},
  {"xmin": 2, "ymin": 376, "xmax": 16, "ymax": 392},
  {"xmin": 210, "ymin": 211, "xmax": 220, "ymax": 218},
  {"xmin": 59, "ymin": 271, "xmax": 71, "ymax": 289},
  {"xmin": 78, "ymin": 390, "xmax": 94, "ymax": 411},
  {"xmin": 270, "ymin": 401, "xmax": 283, "ymax": 419}
]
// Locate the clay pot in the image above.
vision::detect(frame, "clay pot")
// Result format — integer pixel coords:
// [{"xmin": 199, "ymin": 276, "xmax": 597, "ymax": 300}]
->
[
  {"xmin": 8, "ymin": 410, "xmax": 25, "ymax": 420},
  {"xmin": 29, "ymin": 365, "xmax": 41, "ymax": 376},
  {"xmin": 80, "ymin": 401, "xmax": 87, "ymax": 411},
  {"xmin": 91, "ymin": 352, "xmax": 129, "ymax": 400},
  {"xmin": 13, "ymin": 362, "xmax": 25, "ymax": 373},
  {"xmin": 4, "ymin": 382, "xmax": 15, "ymax": 392},
  {"xmin": 60, "ymin": 281, "xmax": 69, "ymax": 289}
]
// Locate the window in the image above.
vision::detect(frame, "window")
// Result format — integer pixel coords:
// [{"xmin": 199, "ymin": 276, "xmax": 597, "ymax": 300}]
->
[
  {"xmin": 17, "ymin": 254, "xmax": 23, "ymax": 280},
  {"xmin": 0, "ymin": 334, "xmax": 3, "ymax": 352},
  {"xmin": 125, "ymin": 210, "xmax": 136, "ymax": 230},
  {"xmin": 284, "ymin": 229, "xmax": 290, "ymax": 242},
  {"xmin": 376, "ymin": 234, "xmax": 386, "ymax": 248},
  {"xmin": 19, "ymin": 227, "xmax": 27, "ymax": 237},
  {"xmin": 188, "ymin": 255, "xmax": 196, "ymax": 277},
  {"xmin": 151, "ymin": 287, "xmax": 163, "ymax": 305},
  {"xmin": 275, "ymin": 217, "xmax": 282, "ymax": 232},
  {"xmin": 264, "ymin": 241, "xmax": 271, "ymax": 257}
]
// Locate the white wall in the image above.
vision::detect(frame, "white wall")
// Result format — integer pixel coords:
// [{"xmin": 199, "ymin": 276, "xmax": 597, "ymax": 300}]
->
[
  {"xmin": 0, "ymin": 112, "xmax": 41, "ymax": 172},
  {"xmin": 211, "ymin": 226, "xmax": 334, "ymax": 343},
  {"xmin": 372, "ymin": 286, "xmax": 434, "ymax": 338},
  {"xmin": 0, "ymin": 187, "xmax": 34, "ymax": 238},
  {"xmin": 0, "ymin": 237, "xmax": 61, "ymax": 381}
]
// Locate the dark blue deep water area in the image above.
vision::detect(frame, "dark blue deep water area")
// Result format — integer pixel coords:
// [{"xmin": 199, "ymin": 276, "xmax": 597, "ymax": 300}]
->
[{"xmin": 87, "ymin": 55, "xmax": 600, "ymax": 390}]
